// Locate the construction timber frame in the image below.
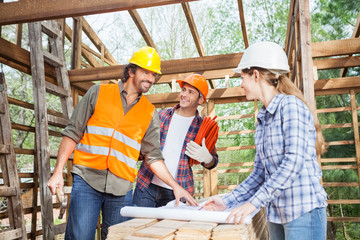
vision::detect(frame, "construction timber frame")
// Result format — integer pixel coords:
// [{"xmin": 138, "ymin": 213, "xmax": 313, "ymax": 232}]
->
[{"xmin": 0, "ymin": 0, "xmax": 359, "ymax": 239}]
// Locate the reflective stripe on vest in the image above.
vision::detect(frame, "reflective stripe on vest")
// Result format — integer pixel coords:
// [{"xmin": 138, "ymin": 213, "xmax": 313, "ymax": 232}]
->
[{"xmin": 73, "ymin": 83, "xmax": 155, "ymax": 182}]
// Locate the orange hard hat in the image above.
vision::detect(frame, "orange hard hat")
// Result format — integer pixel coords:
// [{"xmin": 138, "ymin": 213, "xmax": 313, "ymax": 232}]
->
[
  {"xmin": 177, "ymin": 74, "xmax": 209, "ymax": 101},
  {"xmin": 129, "ymin": 46, "xmax": 162, "ymax": 74}
]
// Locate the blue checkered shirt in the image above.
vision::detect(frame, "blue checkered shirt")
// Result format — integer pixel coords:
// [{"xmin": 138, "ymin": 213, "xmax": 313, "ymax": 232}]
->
[{"xmin": 223, "ymin": 94, "xmax": 328, "ymax": 224}]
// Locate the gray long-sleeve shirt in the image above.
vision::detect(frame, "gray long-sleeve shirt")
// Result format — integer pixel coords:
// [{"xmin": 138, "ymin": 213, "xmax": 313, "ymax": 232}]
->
[{"xmin": 62, "ymin": 81, "xmax": 163, "ymax": 196}]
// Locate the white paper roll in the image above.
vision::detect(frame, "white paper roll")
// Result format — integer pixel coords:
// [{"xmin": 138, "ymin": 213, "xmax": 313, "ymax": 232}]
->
[{"xmin": 120, "ymin": 206, "xmax": 255, "ymax": 224}]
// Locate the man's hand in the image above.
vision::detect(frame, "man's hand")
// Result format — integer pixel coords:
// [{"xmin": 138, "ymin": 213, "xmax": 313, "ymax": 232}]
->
[
  {"xmin": 149, "ymin": 160, "xmax": 198, "ymax": 207},
  {"xmin": 173, "ymin": 185, "xmax": 198, "ymax": 207},
  {"xmin": 47, "ymin": 171, "xmax": 64, "ymax": 195},
  {"xmin": 185, "ymin": 138, "xmax": 212, "ymax": 164}
]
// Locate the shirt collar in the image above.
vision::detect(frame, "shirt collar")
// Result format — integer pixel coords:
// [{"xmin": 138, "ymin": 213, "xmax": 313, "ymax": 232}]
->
[
  {"xmin": 118, "ymin": 81, "xmax": 142, "ymax": 100},
  {"xmin": 170, "ymin": 104, "xmax": 201, "ymax": 123},
  {"xmin": 257, "ymin": 94, "xmax": 285, "ymax": 123}
]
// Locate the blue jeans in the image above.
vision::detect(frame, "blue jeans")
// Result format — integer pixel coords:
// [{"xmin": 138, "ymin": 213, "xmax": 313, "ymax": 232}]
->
[
  {"xmin": 133, "ymin": 183, "xmax": 175, "ymax": 207},
  {"xmin": 268, "ymin": 207, "xmax": 327, "ymax": 240},
  {"xmin": 65, "ymin": 174, "xmax": 132, "ymax": 240}
]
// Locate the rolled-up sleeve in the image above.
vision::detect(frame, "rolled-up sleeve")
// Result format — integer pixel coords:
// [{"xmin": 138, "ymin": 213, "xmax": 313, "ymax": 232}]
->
[
  {"xmin": 140, "ymin": 109, "xmax": 164, "ymax": 165},
  {"xmin": 62, "ymin": 85, "xmax": 99, "ymax": 143}
]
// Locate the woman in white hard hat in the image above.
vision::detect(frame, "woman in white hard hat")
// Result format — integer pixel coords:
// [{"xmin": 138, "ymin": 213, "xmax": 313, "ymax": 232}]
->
[{"xmin": 203, "ymin": 42, "xmax": 328, "ymax": 240}]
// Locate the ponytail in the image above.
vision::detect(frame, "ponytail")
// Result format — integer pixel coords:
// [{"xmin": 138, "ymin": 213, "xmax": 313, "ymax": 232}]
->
[{"xmin": 243, "ymin": 67, "xmax": 328, "ymax": 155}]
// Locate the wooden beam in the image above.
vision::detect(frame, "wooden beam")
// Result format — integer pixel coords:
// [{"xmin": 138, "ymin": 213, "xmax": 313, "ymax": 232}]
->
[
  {"xmin": 128, "ymin": 9, "xmax": 157, "ymax": 50},
  {"xmin": 285, "ymin": 0, "xmax": 296, "ymax": 54},
  {"xmin": 314, "ymin": 76, "xmax": 360, "ymax": 91},
  {"xmin": 313, "ymin": 56, "xmax": 360, "ymax": 70},
  {"xmin": 64, "ymin": 23, "xmax": 115, "ymax": 66},
  {"xmin": 156, "ymin": 69, "xmax": 241, "ymax": 84},
  {"xmin": 145, "ymin": 86, "xmax": 246, "ymax": 105},
  {"xmin": 181, "ymin": 2, "xmax": 205, "ymax": 56},
  {"xmin": 0, "ymin": 0, "xmax": 200, "ymax": 25},
  {"xmin": 312, "ymin": 38, "xmax": 360, "ymax": 58},
  {"xmin": 0, "ymin": 37, "xmax": 92, "ymax": 94},
  {"xmin": 237, "ymin": 0, "xmax": 249, "ymax": 48},
  {"xmin": 339, "ymin": 12, "xmax": 360, "ymax": 77},
  {"xmin": 81, "ymin": 16, "xmax": 118, "ymax": 64},
  {"xmin": 69, "ymin": 52, "xmax": 243, "ymax": 82}
]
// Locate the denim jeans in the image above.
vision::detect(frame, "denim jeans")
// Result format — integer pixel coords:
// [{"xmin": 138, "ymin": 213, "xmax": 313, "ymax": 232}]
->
[
  {"xmin": 65, "ymin": 174, "xmax": 132, "ymax": 240},
  {"xmin": 268, "ymin": 207, "xmax": 327, "ymax": 240},
  {"xmin": 133, "ymin": 183, "xmax": 175, "ymax": 207}
]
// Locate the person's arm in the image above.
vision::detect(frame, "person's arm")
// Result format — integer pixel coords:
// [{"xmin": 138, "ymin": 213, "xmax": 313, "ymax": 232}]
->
[
  {"xmin": 222, "ymin": 151, "xmax": 265, "ymax": 208},
  {"xmin": 47, "ymin": 136, "xmax": 76, "ymax": 195},
  {"xmin": 248, "ymin": 97, "xmax": 310, "ymax": 209},
  {"xmin": 140, "ymin": 110, "xmax": 198, "ymax": 206},
  {"xmin": 149, "ymin": 160, "xmax": 198, "ymax": 206},
  {"xmin": 47, "ymin": 85, "xmax": 99, "ymax": 195}
]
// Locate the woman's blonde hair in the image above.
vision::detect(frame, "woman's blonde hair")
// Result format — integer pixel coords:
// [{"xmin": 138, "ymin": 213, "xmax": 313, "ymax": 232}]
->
[{"xmin": 243, "ymin": 67, "xmax": 328, "ymax": 155}]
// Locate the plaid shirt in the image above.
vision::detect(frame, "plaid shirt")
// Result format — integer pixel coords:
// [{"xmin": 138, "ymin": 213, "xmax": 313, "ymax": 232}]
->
[
  {"xmin": 223, "ymin": 94, "xmax": 327, "ymax": 224},
  {"xmin": 136, "ymin": 104, "xmax": 218, "ymax": 195}
]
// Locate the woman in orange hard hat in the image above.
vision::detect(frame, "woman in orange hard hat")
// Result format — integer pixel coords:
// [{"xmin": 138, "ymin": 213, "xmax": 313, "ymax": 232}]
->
[{"xmin": 47, "ymin": 46, "xmax": 197, "ymax": 240}]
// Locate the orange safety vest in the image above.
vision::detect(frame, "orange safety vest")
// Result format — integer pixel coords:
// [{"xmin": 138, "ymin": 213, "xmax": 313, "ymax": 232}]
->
[{"xmin": 73, "ymin": 84, "xmax": 155, "ymax": 182}]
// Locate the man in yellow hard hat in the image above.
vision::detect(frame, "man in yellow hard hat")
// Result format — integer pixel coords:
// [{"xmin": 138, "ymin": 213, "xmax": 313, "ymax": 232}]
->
[
  {"xmin": 47, "ymin": 47, "xmax": 197, "ymax": 240},
  {"xmin": 134, "ymin": 74, "xmax": 218, "ymax": 208}
]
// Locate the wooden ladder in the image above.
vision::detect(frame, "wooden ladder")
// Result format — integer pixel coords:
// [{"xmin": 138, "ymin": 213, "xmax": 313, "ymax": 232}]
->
[
  {"xmin": 28, "ymin": 20, "xmax": 74, "ymax": 240},
  {"xmin": 0, "ymin": 73, "xmax": 27, "ymax": 240}
]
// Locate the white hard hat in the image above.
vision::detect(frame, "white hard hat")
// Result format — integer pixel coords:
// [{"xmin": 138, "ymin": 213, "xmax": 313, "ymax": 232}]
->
[{"xmin": 233, "ymin": 41, "xmax": 290, "ymax": 75}]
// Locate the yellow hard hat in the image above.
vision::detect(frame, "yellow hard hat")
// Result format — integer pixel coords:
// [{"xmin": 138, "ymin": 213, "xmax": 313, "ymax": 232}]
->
[{"xmin": 129, "ymin": 46, "xmax": 162, "ymax": 74}]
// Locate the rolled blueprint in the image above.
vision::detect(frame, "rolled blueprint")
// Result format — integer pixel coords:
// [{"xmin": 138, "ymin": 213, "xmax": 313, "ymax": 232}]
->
[{"xmin": 120, "ymin": 205, "xmax": 258, "ymax": 224}]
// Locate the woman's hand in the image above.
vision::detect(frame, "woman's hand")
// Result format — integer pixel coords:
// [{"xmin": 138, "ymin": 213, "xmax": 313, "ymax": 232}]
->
[
  {"xmin": 227, "ymin": 201, "xmax": 257, "ymax": 224},
  {"xmin": 201, "ymin": 196, "xmax": 227, "ymax": 211}
]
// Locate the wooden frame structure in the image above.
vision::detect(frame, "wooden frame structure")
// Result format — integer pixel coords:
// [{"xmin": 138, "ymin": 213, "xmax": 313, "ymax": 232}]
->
[{"xmin": 0, "ymin": 0, "xmax": 360, "ymax": 239}]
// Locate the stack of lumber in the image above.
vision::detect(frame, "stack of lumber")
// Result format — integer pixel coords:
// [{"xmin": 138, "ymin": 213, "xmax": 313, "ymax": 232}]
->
[
  {"xmin": 120, "ymin": 219, "xmax": 187, "ymax": 240},
  {"xmin": 107, "ymin": 218, "xmax": 158, "ymax": 240},
  {"xmin": 211, "ymin": 224, "xmax": 250, "ymax": 240},
  {"xmin": 106, "ymin": 208, "xmax": 269, "ymax": 240},
  {"xmin": 175, "ymin": 221, "xmax": 217, "ymax": 240}
]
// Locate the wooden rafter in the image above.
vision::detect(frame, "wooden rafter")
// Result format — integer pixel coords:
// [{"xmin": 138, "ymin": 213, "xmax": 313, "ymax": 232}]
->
[
  {"xmin": 128, "ymin": 9, "xmax": 157, "ymax": 50},
  {"xmin": 181, "ymin": 2, "xmax": 205, "ymax": 57},
  {"xmin": 81, "ymin": 17, "xmax": 118, "ymax": 65},
  {"xmin": 237, "ymin": 0, "xmax": 249, "ymax": 48},
  {"xmin": 0, "ymin": 38, "xmax": 92, "ymax": 94},
  {"xmin": 64, "ymin": 24, "xmax": 115, "ymax": 66},
  {"xmin": 285, "ymin": 0, "xmax": 296, "ymax": 56},
  {"xmin": 339, "ymin": 11, "xmax": 360, "ymax": 77},
  {"xmin": 180, "ymin": 2, "xmax": 216, "ymax": 89},
  {"xmin": 0, "ymin": 0, "xmax": 200, "ymax": 25},
  {"xmin": 68, "ymin": 52, "xmax": 244, "ymax": 83},
  {"xmin": 156, "ymin": 69, "xmax": 241, "ymax": 84}
]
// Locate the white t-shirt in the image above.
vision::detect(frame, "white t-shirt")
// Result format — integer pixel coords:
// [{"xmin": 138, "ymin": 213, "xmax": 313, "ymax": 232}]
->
[{"xmin": 151, "ymin": 112, "xmax": 195, "ymax": 189}]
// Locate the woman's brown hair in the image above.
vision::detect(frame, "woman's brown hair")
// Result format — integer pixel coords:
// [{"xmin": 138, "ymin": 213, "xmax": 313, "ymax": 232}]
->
[{"xmin": 243, "ymin": 67, "xmax": 328, "ymax": 155}]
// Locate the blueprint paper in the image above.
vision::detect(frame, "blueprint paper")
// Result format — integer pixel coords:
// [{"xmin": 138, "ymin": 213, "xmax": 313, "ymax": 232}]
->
[{"xmin": 121, "ymin": 201, "xmax": 259, "ymax": 224}]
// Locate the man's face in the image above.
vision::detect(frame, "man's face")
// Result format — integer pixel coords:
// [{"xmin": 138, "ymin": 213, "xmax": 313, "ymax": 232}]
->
[
  {"xmin": 131, "ymin": 67, "xmax": 157, "ymax": 93},
  {"xmin": 179, "ymin": 83, "xmax": 204, "ymax": 110}
]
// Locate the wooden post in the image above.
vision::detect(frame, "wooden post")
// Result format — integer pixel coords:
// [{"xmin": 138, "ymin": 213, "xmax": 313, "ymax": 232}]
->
[
  {"xmin": 350, "ymin": 90, "xmax": 360, "ymax": 183},
  {"xmin": 31, "ymin": 138, "xmax": 39, "ymax": 240},
  {"xmin": 71, "ymin": 17, "xmax": 82, "ymax": 70},
  {"xmin": 16, "ymin": 24, "xmax": 23, "ymax": 47},
  {"xmin": 298, "ymin": 0, "xmax": 316, "ymax": 113},
  {"xmin": 28, "ymin": 21, "xmax": 55, "ymax": 240},
  {"xmin": 202, "ymin": 100, "xmax": 218, "ymax": 196}
]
